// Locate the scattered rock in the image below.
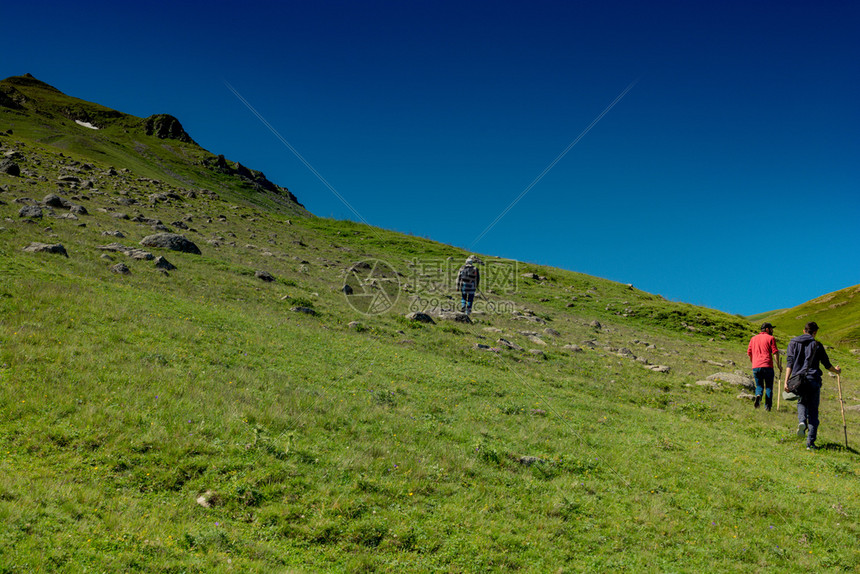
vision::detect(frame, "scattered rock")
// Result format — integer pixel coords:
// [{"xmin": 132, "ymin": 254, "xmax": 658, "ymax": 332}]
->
[
  {"xmin": 18, "ymin": 205, "xmax": 43, "ymax": 218},
  {"xmin": 101, "ymin": 230, "xmax": 126, "ymax": 238},
  {"xmin": 737, "ymin": 392, "xmax": 756, "ymax": 401},
  {"xmin": 518, "ymin": 456, "xmax": 544, "ymax": 466},
  {"xmin": 529, "ymin": 349, "xmax": 546, "ymax": 358},
  {"xmin": 695, "ymin": 380, "xmax": 722, "ymax": 390},
  {"xmin": 589, "ymin": 320, "xmax": 602, "ymax": 329},
  {"xmin": 195, "ymin": 490, "xmax": 221, "ymax": 508},
  {"xmin": 154, "ymin": 256, "xmax": 176, "ymax": 271},
  {"xmin": 706, "ymin": 372, "xmax": 754, "ymax": 390},
  {"xmin": 563, "ymin": 344, "xmax": 583, "ymax": 352},
  {"xmin": 97, "ymin": 243, "xmax": 154, "ymax": 260},
  {"xmin": 439, "ymin": 311, "xmax": 472, "ymax": 323},
  {"xmin": 255, "ymin": 270, "xmax": 275, "ymax": 282},
  {"xmin": 647, "ymin": 365, "xmax": 671, "ymax": 373},
  {"xmin": 544, "ymin": 328, "xmax": 561, "ymax": 337},
  {"xmin": 43, "ymin": 194, "xmax": 69, "ymax": 208},
  {"xmin": 23, "ymin": 242, "xmax": 68, "ymax": 257},
  {"xmin": 405, "ymin": 312, "xmax": 435, "ymax": 324},
  {"xmin": 110, "ymin": 263, "xmax": 131, "ymax": 275},
  {"xmin": 140, "ymin": 233, "xmax": 201, "ymax": 254},
  {"xmin": 341, "ymin": 284, "xmax": 353, "ymax": 295},
  {"xmin": 498, "ymin": 338, "xmax": 524, "ymax": 351},
  {"xmin": 291, "ymin": 307, "xmax": 317, "ymax": 316},
  {"xmin": 0, "ymin": 160, "xmax": 20, "ymax": 176}
]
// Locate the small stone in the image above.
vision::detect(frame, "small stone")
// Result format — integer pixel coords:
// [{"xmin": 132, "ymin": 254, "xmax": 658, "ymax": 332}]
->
[
  {"xmin": 154, "ymin": 256, "xmax": 176, "ymax": 270},
  {"xmin": 291, "ymin": 307, "xmax": 317, "ymax": 316}
]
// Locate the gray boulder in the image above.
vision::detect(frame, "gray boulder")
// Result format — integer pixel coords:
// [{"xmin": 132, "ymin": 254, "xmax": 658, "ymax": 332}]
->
[
  {"xmin": 498, "ymin": 338, "xmax": 524, "ymax": 351},
  {"xmin": 23, "ymin": 242, "xmax": 68, "ymax": 257},
  {"xmin": 154, "ymin": 256, "xmax": 176, "ymax": 271},
  {"xmin": 140, "ymin": 233, "xmax": 201, "ymax": 254},
  {"xmin": 406, "ymin": 312, "xmax": 435, "ymax": 324},
  {"xmin": 255, "ymin": 270, "xmax": 275, "ymax": 282},
  {"xmin": 18, "ymin": 205, "xmax": 43, "ymax": 218},
  {"xmin": 439, "ymin": 311, "xmax": 472, "ymax": 323},
  {"xmin": 43, "ymin": 194, "xmax": 69, "ymax": 208},
  {"xmin": 110, "ymin": 263, "xmax": 131, "ymax": 275},
  {"xmin": 0, "ymin": 160, "xmax": 20, "ymax": 176},
  {"xmin": 291, "ymin": 307, "xmax": 317, "ymax": 316},
  {"xmin": 706, "ymin": 372, "xmax": 754, "ymax": 390}
]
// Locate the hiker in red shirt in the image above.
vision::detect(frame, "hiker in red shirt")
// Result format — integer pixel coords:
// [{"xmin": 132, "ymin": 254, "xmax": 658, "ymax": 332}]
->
[{"xmin": 747, "ymin": 322, "xmax": 782, "ymax": 411}]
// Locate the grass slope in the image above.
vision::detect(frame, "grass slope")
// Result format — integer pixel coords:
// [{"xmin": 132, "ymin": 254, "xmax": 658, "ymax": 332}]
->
[
  {"xmin": 758, "ymin": 285, "xmax": 860, "ymax": 348},
  {"xmin": 1, "ymin": 81, "xmax": 859, "ymax": 573},
  {"xmin": 0, "ymin": 74, "xmax": 307, "ymax": 218}
]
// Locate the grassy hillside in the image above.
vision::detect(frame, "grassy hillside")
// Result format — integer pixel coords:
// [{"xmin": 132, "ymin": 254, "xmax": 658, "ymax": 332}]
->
[
  {"xmin": 757, "ymin": 285, "xmax": 860, "ymax": 348},
  {"xmin": 0, "ymin": 74, "xmax": 307, "ymax": 217},
  {"xmin": 1, "ymin": 78, "xmax": 859, "ymax": 572}
]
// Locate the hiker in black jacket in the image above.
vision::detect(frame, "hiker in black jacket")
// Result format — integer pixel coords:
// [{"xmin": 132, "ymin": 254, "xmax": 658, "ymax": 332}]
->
[
  {"xmin": 784, "ymin": 322, "xmax": 841, "ymax": 450},
  {"xmin": 456, "ymin": 256, "xmax": 481, "ymax": 315}
]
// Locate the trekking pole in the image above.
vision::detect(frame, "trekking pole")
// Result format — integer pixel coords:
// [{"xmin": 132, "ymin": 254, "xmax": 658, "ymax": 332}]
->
[
  {"xmin": 776, "ymin": 366, "xmax": 782, "ymax": 412},
  {"xmin": 837, "ymin": 373, "xmax": 848, "ymax": 449}
]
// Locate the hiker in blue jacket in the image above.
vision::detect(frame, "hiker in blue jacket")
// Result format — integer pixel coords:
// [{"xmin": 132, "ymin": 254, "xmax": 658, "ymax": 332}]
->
[
  {"xmin": 456, "ymin": 256, "xmax": 482, "ymax": 314},
  {"xmin": 784, "ymin": 322, "xmax": 841, "ymax": 450}
]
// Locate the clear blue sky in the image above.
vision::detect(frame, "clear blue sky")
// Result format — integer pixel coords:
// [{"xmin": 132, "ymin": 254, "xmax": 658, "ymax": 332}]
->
[{"xmin": 4, "ymin": 0, "xmax": 858, "ymax": 315}]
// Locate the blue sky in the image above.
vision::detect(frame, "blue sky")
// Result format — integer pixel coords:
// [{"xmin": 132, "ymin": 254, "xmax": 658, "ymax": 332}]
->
[{"xmin": 4, "ymin": 0, "xmax": 858, "ymax": 315}]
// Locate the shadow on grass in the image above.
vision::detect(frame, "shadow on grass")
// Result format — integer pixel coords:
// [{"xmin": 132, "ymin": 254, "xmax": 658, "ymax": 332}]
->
[{"xmin": 818, "ymin": 442, "xmax": 857, "ymax": 455}]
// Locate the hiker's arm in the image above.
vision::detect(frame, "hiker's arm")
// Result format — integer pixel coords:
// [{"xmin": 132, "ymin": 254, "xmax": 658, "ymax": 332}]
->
[
  {"xmin": 819, "ymin": 347, "xmax": 839, "ymax": 374},
  {"xmin": 783, "ymin": 367, "xmax": 792, "ymax": 391}
]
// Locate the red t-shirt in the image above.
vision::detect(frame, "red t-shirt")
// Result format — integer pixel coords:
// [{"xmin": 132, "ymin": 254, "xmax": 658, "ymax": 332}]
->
[{"xmin": 747, "ymin": 332, "xmax": 779, "ymax": 368}]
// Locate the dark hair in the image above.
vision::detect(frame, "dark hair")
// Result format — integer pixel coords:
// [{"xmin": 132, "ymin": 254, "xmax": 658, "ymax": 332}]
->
[{"xmin": 804, "ymin": 321, "xmax": 819, "ymax": 334}]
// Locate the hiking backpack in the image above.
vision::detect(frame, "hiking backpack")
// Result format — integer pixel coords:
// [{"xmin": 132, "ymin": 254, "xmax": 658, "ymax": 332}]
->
[
  {"xmin": 458, "ymin": 264, "xmax": 478, "ymax": 288},
  {"xmin": 786, "ymin": 340, "xmax": 819, "ymax": 395}
]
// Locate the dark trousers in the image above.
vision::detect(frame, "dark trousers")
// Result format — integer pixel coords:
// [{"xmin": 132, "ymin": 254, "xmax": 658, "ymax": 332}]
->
[
  {"xmin": 753, "ymin": 367, "xmax": 775, "ymax": 403},
  {"xmin": 460, "ymin": 288, "xmax": 475, "ymax": 312},
  {"xmin": 798, "ymin": 383, "xmax": 821, "ymax": 446}
]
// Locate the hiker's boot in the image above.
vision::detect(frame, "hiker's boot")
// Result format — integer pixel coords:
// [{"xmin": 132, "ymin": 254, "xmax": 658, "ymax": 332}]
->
[
  {"xmin": 754, "ymin": 395, "xmax": 761, "ymax": 409},
  {"xmin": 797, "ymin": 422, "xmax": 807, "ymax": 437},
  {"xmin": 765, "ymin": 397, "xmax": 772, "ymax": 412}
]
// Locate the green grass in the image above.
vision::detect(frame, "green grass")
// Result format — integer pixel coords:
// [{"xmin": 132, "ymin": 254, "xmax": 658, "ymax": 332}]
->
[
  {"xmin": 758, "ymin": 284, "xmax": 860, "ymax": 347},
  {"xmin": 1, "ymin": 77, "xmax": 859, "ymax": 572}
]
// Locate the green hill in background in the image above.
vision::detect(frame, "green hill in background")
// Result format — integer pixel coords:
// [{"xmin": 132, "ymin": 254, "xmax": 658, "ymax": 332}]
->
[
  {"xmin": 1, "ymin": 75, "xmax": 859, "ymax": 572},
  {"xmin": 756, "ymin": 285, "xmax": 860, "ymax": 348}
]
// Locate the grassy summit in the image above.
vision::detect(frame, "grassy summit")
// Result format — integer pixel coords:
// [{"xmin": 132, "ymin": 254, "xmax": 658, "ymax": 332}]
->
[
  {"xmin": 756, "ymin": 284, "xmax": 860, "ymax": 348},
  {"xmin": 0, "ymin": 76, "xmax": 858, "ymax": 572}
]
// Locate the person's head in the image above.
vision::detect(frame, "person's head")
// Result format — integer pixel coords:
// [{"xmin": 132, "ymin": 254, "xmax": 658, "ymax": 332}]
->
[
  {"xmin": 760, "ymin": 322, "xmax": 774, "ymax": 334},
  {"xmin": 804, "ymin": 321, "xmax": 819, "ymax": 336},
  {"xmin": 465, "ymin": 255, "xmax": 483, "ymax": 266}
]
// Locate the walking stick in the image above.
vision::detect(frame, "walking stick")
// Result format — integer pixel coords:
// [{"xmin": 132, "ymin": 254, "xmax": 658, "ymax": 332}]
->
[
  {"xmin": 837, "ymin": 373, "xmax": 848, "ymax": 449},
  {"xmin": 776, "ymin": 366, "xmax": 782, "ymax": 412}
]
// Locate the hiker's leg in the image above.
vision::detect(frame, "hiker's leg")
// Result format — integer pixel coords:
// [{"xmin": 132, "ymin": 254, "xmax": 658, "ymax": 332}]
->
[
  {"xmin": 460, "ymin": 287, "xmax": 468, "ymax": 312},
  {"xmin": 806, "ymin": 386, "xmax": 821, "ymax": 447},
  {"xmin": 465, "ymin": 291, "xmax": 475, "ymax": 313},
  {"xmin": 763, "ymin": 368, "xmax": 774, "ymax": 409},
  {"xmin": 753, "ymin": 368, "xmax": 765, "ymax": 398}
]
